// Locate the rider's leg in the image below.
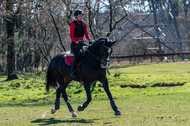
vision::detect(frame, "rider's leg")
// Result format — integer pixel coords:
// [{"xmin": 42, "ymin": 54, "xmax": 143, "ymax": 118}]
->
[
  {"xmin": 70, "ymin": 42, "xmax": 80, "ymax": 78},
  {"xmin": 70, "ymin": 55, "xmax": 78, "ymax": 73}
]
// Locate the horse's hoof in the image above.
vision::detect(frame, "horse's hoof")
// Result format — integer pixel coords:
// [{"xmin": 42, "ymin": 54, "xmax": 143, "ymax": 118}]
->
[
  {"xmin": 115, "ymin": 110, "xmax": 121, "ymax": 116},
  {"xmin": 71, "ymin": 111, "xmax": 78, "ymax": 117},
  {"xmin": 51, "ymin": 108, "xmax": 56, "ymax": 114},
  {"xmin": 77, "ymin": 105, "xmax": 84, "ymax": 111}
]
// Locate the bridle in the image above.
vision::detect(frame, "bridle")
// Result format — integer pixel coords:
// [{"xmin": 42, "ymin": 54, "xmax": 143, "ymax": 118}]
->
[{"xmin": 86, "ymin": 44, "xmax": 112, "ymax": 68}]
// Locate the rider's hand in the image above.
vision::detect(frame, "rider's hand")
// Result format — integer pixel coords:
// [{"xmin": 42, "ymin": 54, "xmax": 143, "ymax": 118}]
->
[
  {"xmin": 89, "ymin": 40, "xmax": 92, "ymax": 45},
  {"xmin": 77, "ymin": 40, "xmax": 84, "ymax": 44},
  {"xmin": 77, "ymin": 40, "xmax": 85, "ymax": 49}
]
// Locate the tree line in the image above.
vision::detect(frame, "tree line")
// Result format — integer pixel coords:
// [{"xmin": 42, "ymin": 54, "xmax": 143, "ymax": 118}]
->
[{"xmin": 0, "ymin": 0, "xmax": 189, "ymax": 80}]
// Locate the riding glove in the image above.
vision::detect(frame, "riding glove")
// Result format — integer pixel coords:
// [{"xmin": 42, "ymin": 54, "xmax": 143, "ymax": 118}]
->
[
  {"xmin": 89, "ymin": 40, "xmax": 92, "ymax": 45},
  {"xmin": 77, "ymin": 40, "xmax": 86, "ymax": 49}
]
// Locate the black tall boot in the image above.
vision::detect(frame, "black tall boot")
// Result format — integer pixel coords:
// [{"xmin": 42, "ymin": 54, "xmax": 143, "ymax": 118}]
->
[{"xmin": 70, "ymin": 56, "xmax": 78, "ymax": 78}]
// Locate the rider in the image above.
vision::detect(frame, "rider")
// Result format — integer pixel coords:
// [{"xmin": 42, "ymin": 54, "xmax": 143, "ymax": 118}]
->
[{"xmin": 70, "ymin": 9, "xmax": 91, "ymax": 78}]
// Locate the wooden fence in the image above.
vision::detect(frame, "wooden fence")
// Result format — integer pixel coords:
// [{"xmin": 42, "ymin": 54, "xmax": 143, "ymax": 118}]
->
[{"xmin": 110, "ymin": 52, "xmax": 190, "ymax": 64}]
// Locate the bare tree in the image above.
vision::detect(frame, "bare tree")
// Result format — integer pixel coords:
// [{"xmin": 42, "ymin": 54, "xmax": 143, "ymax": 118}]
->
[
  {"xmin": 84, "ymin": 0, "xmax": 128, "ymax": 40},
  {"xmin": 4, "ymin": 0, "xmax": 23, "ymax": 80}
]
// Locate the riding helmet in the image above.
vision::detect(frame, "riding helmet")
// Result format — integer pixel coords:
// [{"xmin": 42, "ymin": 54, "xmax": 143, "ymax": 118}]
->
[{"xmin": 74, "ymin": 9, "xmax": 84, "ymax": 16}]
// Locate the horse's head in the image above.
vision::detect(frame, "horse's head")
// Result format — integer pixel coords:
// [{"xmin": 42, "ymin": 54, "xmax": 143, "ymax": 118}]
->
[{"xmin": 89, "ymin": 38, "xmax": 117, "ymax": 68}]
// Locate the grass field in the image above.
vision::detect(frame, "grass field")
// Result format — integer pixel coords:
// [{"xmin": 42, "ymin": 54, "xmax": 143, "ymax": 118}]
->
[{"xmin": 0, "ymin": 62, "xmax": 190, "ymax": 125}]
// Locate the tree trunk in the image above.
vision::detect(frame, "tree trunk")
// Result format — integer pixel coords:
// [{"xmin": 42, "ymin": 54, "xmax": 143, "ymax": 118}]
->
[{"xmin": 6, "ymin": 0, "xmax": 18, "ymax": 80}]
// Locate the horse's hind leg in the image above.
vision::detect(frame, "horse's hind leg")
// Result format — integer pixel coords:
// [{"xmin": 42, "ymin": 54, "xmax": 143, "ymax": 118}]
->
[
  {"xmin": 61, "ymin": 78, "xmax": 77, "ymax": 117},
  {"xmin": 51, "ymin": 75, "xmax": 65, "ymax": 114},
  {"xmin": 51, "ymin": 87, "xmax": 61, "ymax": 114},
  {"xmin": 62, "ymin": 89, "xmax": 78, "ymax": 117}
]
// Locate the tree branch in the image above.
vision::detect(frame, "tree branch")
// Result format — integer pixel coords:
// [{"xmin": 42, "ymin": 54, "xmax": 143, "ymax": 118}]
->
[{"xmin": 46, "ymin": 0, "xmax": 66, "ymax": 51}]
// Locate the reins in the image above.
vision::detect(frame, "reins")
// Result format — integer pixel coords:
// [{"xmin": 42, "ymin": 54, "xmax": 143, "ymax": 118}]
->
[
  {"xmin": 85, "ymin": 45, "xmax": 111, "ymax": 75},
  {"xmin": 85, "ymin": 44, "xmax": 111, "ymax": 64},
  {"xmin": 86, "ymin": 49, "xmax": 103, "ymax": 63}
]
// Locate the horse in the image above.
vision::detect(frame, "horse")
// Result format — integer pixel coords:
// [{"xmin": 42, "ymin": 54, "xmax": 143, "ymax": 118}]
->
[{"xmin": 45, "ymin": 38, "xmax": 121, "ymax": 117}]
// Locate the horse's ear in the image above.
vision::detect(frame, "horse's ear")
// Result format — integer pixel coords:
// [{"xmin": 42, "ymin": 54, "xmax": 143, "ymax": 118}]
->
[
  {"xmin": 111, "ymin": 40, "xmax": 117, "ymax": 46},
  {"xmin": 106, "ymin": 40, "xmax": 117, "ymax": 47},
  {"xmin": 105, "ymin": 38, "xmax": 108, "ymax": 44}
]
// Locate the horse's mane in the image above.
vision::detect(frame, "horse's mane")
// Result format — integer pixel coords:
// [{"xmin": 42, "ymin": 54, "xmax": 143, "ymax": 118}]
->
[
  {"xmin": 53, "ymin": 38, "xmax": 108, "ymax": 58},
  {"xmin": 94, "ymin": 38, "xmax": 107, "ymax": 45},
  {"xmin": 89, "ymin": 38, "xmax": 107, "ymax": 49}
]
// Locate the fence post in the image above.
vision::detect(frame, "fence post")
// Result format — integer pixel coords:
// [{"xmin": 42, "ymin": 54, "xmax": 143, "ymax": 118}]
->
[
  {"xmin": 172, "ymin": 54, "xmax": 175, "ymax": 62},
  {"xmin": 151, "ymin": 56, "xmax": 153, "ymax": 62}
]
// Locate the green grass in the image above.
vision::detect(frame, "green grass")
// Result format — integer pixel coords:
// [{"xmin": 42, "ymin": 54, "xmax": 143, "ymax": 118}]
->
[
  {"xmin": 1, "ymin": 94, "xmax": 189, "ymax": 126},
  {"xmin": 110, "ymin": 62, "xmax": 190, "ymax": 74},
  {"xmin": 0, "ymin": 62, "xmax": 190, "ymax": 125}
]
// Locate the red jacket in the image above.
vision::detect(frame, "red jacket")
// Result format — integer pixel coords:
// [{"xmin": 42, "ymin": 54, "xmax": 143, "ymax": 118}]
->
[{"xmin": 70, "ymin": 20, "xmax": 90, "ymax": 43}]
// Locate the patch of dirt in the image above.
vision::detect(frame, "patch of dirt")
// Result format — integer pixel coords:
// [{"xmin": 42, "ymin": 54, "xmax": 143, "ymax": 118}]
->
[
  {"xmin": 120, "ymin": 85, "xmax": 147, "ymax": 88},
  {"xmin": 151, "ymin": 83, "xmax": 185, "ymax": 87},
  {"xmin": 120, "ymin": 83, "xmax": 185, "ymax": 88},
  {"xmin": 103, "ymin": 122, "xmax": 112, "ymax": 124}
]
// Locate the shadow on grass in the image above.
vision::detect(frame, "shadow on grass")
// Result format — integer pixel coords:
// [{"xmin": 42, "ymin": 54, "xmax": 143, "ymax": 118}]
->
[{"xmin": 31, "ymin": 118, "xmax": 94, "ymax": 125}]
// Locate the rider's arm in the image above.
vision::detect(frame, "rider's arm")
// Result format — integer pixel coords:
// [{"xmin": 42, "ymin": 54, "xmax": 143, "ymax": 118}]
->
[
  {"xmin": 70, "ymin": 23, "xmax": 78, "ymax": 43},
  {"xmin": 84, "ymin": 23, "xmax": 90, "ymax": 41}
]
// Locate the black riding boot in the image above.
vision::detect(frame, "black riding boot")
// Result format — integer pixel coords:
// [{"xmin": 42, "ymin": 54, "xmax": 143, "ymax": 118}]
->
[{"xmin": 70, "ymin": 56, "xmax": 78, "ymax": 78}]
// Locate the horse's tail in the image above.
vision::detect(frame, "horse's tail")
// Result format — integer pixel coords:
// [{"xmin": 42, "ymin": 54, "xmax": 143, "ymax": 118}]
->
[{"xmin": 45, "ymin": 65, "xmax": 57, "ymax": 92}]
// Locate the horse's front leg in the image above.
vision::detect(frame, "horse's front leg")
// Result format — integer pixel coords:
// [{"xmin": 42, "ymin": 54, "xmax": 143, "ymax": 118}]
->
[
  {"xmin": 78, "ymin": 81, "xmax": 91, "ymax": 111},
  {"xmin": 91, "ymin": 81, "xmax": 97, "ymax": 92},
  {"xmin": 101, "ymin": 77, "xmax": 121, "ymax": 116}
]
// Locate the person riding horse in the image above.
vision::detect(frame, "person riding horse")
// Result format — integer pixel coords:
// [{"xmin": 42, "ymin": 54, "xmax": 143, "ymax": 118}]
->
[
  {"xmin": 46, "ymin": 38, "xmax": 121, "ymax": 117},
  {"xmin": 70, "ymin": 9, "xmax": 92, "ymax": 78}
]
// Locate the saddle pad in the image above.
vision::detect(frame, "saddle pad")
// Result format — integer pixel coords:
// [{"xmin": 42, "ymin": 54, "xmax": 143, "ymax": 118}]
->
[{"xmin": 65, "ymin": 55, "xmax": 74, "ymax": 65}]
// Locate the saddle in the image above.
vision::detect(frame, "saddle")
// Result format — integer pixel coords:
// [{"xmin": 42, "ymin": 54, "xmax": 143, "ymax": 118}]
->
[
  {"xmin": 64, "ymin": 46, "xmax": 88, "ymax": 66},
  {"xmin": 64, "ymin": 51, "xmax": 74, "ymax": 65}
]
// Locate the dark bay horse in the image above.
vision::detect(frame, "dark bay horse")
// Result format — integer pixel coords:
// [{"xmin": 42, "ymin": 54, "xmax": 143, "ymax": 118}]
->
[{"xmin": 45, "ymin": 38, "xmax": 121, "ymax": 117}]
